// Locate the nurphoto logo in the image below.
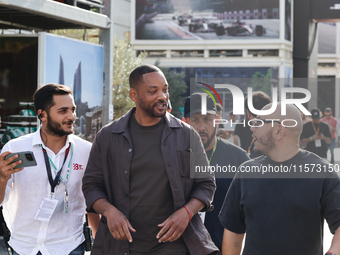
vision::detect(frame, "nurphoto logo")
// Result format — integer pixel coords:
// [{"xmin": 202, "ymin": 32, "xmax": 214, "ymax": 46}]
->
[{"xmin": 196, "ymin": 83, "xmax": 312, "ymax": 128}]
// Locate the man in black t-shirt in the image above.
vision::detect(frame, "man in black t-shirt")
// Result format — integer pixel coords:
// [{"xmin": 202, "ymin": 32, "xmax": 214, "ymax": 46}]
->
[
  {"xmin": 183, "ymin": 93, "xmax": 249, "ymax": 250},
  {"xmin": 219, "ymin": 103, "xmax": 340, "ymax": 255},
  {"xmin": 233, "ymin": 91, "xmax": 271, "ymax": 158},
  {"xmin": 300, "ymin": 108, "xmax": 331, "ymax": 159}
]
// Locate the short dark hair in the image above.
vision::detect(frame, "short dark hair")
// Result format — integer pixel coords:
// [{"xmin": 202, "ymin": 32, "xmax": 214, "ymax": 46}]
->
[
  {"xmin": 129, "ymin": 64, "xmax": 161, "ymax": 89},
  {"xmin": 33, "ymin": 84, "xmax": 73, "ymax": 114},
  {"xmin": 244, "ymin": 91, "xmax": 271, "ymax": 117}
]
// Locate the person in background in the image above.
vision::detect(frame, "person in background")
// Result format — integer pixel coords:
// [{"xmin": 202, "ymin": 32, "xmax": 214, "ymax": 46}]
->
[
  {"xmin": 233, "ymin": 91, "xmax": 271, "ymax": 158},
  {"xmin": 224, "ymin": 111, "xmax": 237, "ymax": 144},
  {"xmin": 337, "ymin": 116, "xmax": 340, "ymax": 146},
  {"xmin": 183, "ymin": 93, "xmax": 249, "ymax": 251},
  {"xmin": 300, "ymin": 108, "xmax": 331, "ymax": 160},
  {"xmin": 321, "ymin": 107, "xmax": 337, "ymax": 164},
  {"xmin": 215, "ymin": 104, "xmax": 231, "ymax": 140},
  {"xmin": 215, "ymin": 104, "xmax": 224, "ymax": 129}
]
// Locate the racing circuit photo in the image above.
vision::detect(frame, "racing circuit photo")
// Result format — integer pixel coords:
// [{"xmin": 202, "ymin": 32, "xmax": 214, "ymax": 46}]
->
[{"xmin": 135, "ymin": 0, "xmax": 280, "ymax": 40}]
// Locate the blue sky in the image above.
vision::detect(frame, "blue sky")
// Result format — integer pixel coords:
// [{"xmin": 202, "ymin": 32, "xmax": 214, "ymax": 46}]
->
[{"xmin": 45, "ymin": 34, "xmax": 103, "ymax": 108}]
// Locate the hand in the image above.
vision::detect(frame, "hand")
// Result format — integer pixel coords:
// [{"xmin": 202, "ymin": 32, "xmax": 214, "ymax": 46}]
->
[
  {"xmin": 312, "ymin": 134, "xmax": 318, "ymax": 141},
  {"xmin": 156, "ymin": 207, "xmax": 190, "ymax": 243},
  {"xmin": 105, "ymin": 207, "xmax": 136, "ymax": 242},
  {"xmin": 319, "ymin": 134, "xmax": 324, "ymax": 140},
  {"xmin": 0, "ymin": 151, "xmax": 24, "ymax": 182}
]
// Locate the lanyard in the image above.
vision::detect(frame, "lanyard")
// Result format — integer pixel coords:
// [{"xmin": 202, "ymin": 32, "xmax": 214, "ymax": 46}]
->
[
  {"xmin": 311, "ymin": 122, "xmax": 320, "ymax": 136},
  {"xmin": 40, "ymin": 143, "xmax": 73, "ymax": 197},
  {"xmin": 208, "ymin": 137, "xmax": 218, "ymax": 163},
  {"xmin": 248, "ymin": 138, "xmax": 256, "ymax": 156}
]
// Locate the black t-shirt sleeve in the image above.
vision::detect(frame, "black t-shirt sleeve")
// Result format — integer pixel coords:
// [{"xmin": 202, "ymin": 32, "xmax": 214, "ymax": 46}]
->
[
  {"xmin": 321, "ymin": 177, "xmax": 340, "ymax": 234},
  {"xmin": 218, "ymin": 176, "xmax": 246, "ymax": 234}
]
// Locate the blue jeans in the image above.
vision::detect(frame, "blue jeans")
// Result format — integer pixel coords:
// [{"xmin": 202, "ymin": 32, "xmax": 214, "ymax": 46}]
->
[
  {"xmin": 330, "ymin": 138, "xmax": 336, "ymax": 164},
  {"xmin": 13, "ymin": 244, "xmax": 84, "ymax": 255}
]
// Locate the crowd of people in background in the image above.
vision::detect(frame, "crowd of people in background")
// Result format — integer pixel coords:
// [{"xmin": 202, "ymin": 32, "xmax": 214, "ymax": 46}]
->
[
  {"xmin": 218, "ymin": 105, "xmax": 338, "ymax": 164},
  {"xmin": 0, "ymin": 64, "xmax": 339, "ymax": 255}
]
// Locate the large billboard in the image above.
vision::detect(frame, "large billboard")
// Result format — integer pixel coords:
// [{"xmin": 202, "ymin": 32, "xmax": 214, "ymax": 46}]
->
[
  {"xmin": 44, "ymin": 33, "xmax": 104, "ymax": 142},
  {"xmin": 133, "ymin": 0, "xmax": 280, "ymax": 41}
]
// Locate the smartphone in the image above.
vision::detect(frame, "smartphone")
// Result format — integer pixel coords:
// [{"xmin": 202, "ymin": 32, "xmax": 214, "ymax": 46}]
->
[{"xmin": 4, "ymin": 151, "xmax": 37, "ymax": 169}]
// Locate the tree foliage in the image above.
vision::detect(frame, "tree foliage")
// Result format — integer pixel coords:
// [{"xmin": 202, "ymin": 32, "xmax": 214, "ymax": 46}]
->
[
  {"xmin": 157, "ymin": 66, "xmax": 187, "ymax": 118},
  {"xmin": 249, "ymin": 69, "xmax": 271, "ymax": 96},
  {"xmin": 112, "ymin": 37, "xmax": 146, "ymax": 119}
]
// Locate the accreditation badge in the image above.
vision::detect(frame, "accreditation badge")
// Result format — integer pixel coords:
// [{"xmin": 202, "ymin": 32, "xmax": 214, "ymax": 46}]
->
[
  {"xmin": 34, "ymin": 198, "xmax": 58, "ymax": 222},
  {"xmin": 315, "ymin": 139, "xmax": 322, "ymax": 147}
]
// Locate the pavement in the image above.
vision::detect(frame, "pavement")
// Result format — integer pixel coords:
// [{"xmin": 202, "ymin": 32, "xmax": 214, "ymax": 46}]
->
[{"xmin": 0, "ymin": 148, "xmax": 339, "ymax": 254}]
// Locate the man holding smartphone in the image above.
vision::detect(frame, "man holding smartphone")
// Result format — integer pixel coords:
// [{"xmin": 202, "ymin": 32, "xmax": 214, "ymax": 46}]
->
[{"xmin": 0, "ymin": 84, "xmax": 97, "ymax": 255}]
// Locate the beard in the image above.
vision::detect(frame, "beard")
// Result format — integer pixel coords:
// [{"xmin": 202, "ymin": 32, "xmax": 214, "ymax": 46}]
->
[
  {"xmin": 254, "ymin": 130, "xmax": 275, "ymax": 156},
  {"xmin": 47, "ymin": 113, "xmax": 74, "ymax": 137},
  {"xmin": 139, "ymin": 98, "xmax": 168, "ymax": 118},
  {"xmin": 199, "ymin": 130, "xmax": 216, "ymax": 149}
]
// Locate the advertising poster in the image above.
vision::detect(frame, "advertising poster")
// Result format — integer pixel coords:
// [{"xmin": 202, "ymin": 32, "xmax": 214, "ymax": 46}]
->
[
  {"xmin": 0, "ymin": 36, "xmax": 38, "ymax": 147},
  {"xmin": 44, "ymin": 34, "xmax": 104, "ymax": 142},
  {"xmin": 135, "ymin": 0, "xmax": 280, "ymax": 41}
]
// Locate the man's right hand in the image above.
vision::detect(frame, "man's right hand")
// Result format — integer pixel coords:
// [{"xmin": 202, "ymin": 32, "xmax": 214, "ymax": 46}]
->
[
  {"xmin": 0, "ymin": 151, "xmax": 24, "ymax": 182},
  {"xmin": 104, "ymin": 206, "xmax": 136, "ymax": 242}
]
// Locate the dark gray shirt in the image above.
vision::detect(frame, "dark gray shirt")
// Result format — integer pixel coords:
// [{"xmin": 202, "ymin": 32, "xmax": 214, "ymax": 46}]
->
[{"xmin": 129, "ymin": 114, "xmax": 187, "ymax": 254}]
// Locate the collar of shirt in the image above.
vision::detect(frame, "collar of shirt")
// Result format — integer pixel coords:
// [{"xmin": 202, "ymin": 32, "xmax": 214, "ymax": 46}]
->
[
  {"xmin": 32, "ymin": 127, "xmax": 75, "ymax": 154},
  {"xmin": 31, "ymin": 128, "xmax": 75, "ymax": 174}
]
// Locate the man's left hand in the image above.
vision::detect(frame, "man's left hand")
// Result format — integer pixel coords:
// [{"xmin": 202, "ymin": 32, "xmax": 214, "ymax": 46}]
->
[{"xmin": 156, "ymin": 207, "xmax": 190, "ymax": 243}]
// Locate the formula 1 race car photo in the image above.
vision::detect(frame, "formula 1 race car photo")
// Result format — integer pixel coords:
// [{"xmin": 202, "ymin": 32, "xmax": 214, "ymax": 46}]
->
[{"xmin": 224, "ymin": 20, "xmax": 266, "ymax": 36}]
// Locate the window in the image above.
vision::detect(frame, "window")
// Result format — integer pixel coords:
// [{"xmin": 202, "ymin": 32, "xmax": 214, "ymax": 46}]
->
[
  {"xmin": 209, "ymin": 50, "xmax": 242, "ymax": 57},
  {"xmin": 247, "ymin": 50, "xmax": 278, "ymax": 57},
  {"xmin": 137, "ymin": 50, "xmax": 166, "ymax": 58},
  {"xmin": 171, "ymin": 50, "xmax": 204, "ymax": 58}
]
